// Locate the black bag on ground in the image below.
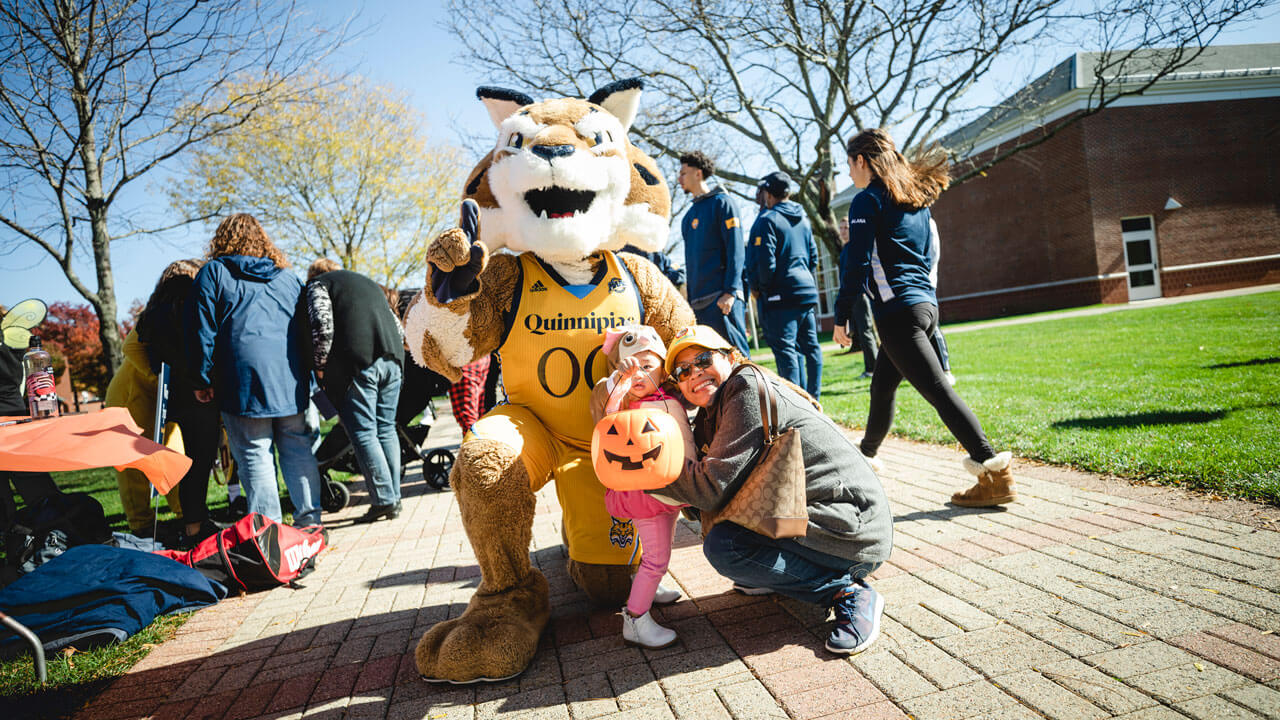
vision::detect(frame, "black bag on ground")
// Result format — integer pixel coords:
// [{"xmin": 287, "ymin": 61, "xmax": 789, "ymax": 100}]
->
[{"xmin": 3, "ymin": 492, "xmax": 112, "ymax": 574}]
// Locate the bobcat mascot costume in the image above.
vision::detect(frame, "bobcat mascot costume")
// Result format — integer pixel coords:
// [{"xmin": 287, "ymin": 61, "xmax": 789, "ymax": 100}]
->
[{"xmin": 405, "ymin": 79, "xmax": 694, "ymax": 683}]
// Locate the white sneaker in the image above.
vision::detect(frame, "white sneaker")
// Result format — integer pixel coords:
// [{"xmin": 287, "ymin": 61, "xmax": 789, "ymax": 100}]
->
[
  {"xmin": 945, "ymin": 371, "xmax": 957, "ymax": 387},
  {"xmin": 653, "ymin": 583, "xmax": 681, "ymax": 605},
  {"xmin": 855, "ymin": 441, "xmax": 885, "ymax": 474},
  {"xmin": 731, "ymin": 583, "xmax": 774, "ymax": 596},
  {"xmin": 621, "ymin": 608, "xmax": 678, "ymax": 649}
]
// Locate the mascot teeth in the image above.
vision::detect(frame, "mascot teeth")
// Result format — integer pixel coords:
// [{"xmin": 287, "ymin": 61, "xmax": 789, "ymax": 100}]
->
[{"xmin": 525, "ymin": 187, "xmax": 595, "ymax": 219}]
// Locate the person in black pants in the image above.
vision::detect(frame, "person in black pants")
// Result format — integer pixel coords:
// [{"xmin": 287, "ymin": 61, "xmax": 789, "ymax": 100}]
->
[
  {"xmin": 833, "ymin": 129, "xmax": 1016, "ymax": 507},
  {"xmin": 134, "ymin": 261, "xmax": 223, "ymax": 545},
  {"xmin": 0, "ymin": 307, "xmax": 59, "ymax": 531},
  {"xmin": 837, "ymin": 219, "xmax": 878, "ymax": 377}
]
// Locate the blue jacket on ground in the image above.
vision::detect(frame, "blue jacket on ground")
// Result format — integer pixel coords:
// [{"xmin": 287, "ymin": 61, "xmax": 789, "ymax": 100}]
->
[
  {"xmin": 834, "ymin": 179, "xmax": 936, "ymax": 324},
  {"xmin": 187, "ymin": 255, "xmax": 310, "ymax": 417},
  {"xmin": 744, "ymin": 200, "xmax": 820, "ymax": 308},
  {"xmin": 680, "ymin": 186, "xmax": 744, "ymax": 309},
  {"xmin": 0, "ymin": 545, "xmax": 225, "ymax": 653}
]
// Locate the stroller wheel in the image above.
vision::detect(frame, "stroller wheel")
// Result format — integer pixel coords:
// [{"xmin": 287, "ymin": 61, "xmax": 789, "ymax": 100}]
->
[
  {"xmin": 422, "ymin": 448, "xmax": 454, "ymax": 490},
  {"xmin": 322, "ymin": 476, "xmax": 351, "ymax": 512}
]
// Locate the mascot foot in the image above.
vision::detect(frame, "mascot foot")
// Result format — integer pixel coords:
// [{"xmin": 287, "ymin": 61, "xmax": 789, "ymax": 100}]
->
[{"xmin": 415, "ymin": 570, "xmax": 550, "ymax": 684}]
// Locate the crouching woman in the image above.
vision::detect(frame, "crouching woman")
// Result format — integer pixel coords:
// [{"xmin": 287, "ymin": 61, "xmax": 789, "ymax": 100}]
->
[{"xmin": 657, "ymin": 326, "xmax": 894, "ymax": 655}]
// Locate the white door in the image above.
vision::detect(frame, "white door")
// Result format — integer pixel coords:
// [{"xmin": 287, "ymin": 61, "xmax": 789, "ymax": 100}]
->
[{"xmin": 1121, "ymin": 216, "xmax": 1162, "ymax": 301}]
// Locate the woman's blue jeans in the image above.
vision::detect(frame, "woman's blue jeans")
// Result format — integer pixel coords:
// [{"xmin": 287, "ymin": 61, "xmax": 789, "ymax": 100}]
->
[
  {"xmin": 222, "ymin": 410, "xmax": 322, "ymax": 527},
  {"xmin": 336, "ymin": 357, "xmax": 403, "ymax": 507},
  {"xmin": 704, "ymin": 521, "xmax": 880, "ymax": 606}
]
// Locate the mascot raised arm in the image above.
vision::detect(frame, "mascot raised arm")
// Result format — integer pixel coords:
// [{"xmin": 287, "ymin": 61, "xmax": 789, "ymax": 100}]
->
[{"xmin": 405, "ymin": 79, "xmax": 695, "ymax": 683}]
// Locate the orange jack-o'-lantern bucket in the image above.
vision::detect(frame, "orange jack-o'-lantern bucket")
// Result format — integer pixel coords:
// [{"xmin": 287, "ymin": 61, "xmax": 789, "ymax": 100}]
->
[{"xmin": 590, "ymin": 408, "xmax": 684, "ymax": 491}]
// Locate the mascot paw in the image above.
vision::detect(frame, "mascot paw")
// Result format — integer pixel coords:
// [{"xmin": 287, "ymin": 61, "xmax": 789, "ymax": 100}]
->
[
  {"xmin": 416, "ymin": 570, "xmax": 550, "ymax": 684},
  {"xmin": 427, "ymin": 227, "xmax": 477, "ymax": 273}
]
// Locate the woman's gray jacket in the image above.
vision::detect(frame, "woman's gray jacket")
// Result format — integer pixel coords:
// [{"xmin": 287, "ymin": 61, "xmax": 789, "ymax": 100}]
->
[{"xmin": 653, "ymin": 366, "xmax": 893, "ymax": 565}]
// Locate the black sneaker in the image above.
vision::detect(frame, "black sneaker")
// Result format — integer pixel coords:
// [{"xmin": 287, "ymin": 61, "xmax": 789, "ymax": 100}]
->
[
  {"xmin": 176, "ymin": 519, "xmax": 226, "ymax": 551},
  {"xmin": 356, "ymin": 500, "xmax": 402, "ymax": 523},
  {"xmin": 826, "ymin": 581, "xmax": 884, "ymax": 655}
]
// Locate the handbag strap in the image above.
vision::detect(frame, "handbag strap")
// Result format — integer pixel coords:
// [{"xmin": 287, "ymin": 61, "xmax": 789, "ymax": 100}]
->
[{"xmin": 729, "ymin": 363, "xmax": 781, "ymax": 445}]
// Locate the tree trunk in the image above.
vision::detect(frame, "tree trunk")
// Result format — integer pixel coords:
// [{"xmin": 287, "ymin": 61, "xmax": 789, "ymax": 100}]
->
[{"xmin": 67, "ymin": 25, "xmax": 123, "ymax": 380}]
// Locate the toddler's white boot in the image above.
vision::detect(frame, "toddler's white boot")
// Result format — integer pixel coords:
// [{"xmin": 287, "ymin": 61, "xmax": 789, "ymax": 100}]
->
[
  {"xmin": 622, "ymin": 608, "xmax": 677, "ymax": 649},
  {"xmin": 653, "ymin": 582, "xmax": 681, "ymax": 604}
]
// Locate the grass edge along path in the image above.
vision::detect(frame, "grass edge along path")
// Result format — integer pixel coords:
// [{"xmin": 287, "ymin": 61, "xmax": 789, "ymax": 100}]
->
[
  {"xmin": 1, "ymin": 612, "xmax": 190, "ymax": 716},
  {"xmin": 815, "ymin": 291, "xmax": 1280, "ymax": 504}
]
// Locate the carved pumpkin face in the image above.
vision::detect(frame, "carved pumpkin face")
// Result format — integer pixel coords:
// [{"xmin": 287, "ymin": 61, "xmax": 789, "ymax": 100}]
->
[{"xmin": 591, "ymin": 409, "xmax": 684, "ymax": 491}]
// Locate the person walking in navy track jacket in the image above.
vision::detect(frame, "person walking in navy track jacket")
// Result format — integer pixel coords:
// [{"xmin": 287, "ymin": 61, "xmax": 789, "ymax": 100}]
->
[{"xmin": 833, "ymin": 129, "xmax": 1017, "ymax": 508}]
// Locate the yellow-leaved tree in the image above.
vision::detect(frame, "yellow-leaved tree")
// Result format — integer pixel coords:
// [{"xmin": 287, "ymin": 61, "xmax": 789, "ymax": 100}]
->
[{"xmin": 170, "ymin": 74, "xmax": 462, "ymax": 288}]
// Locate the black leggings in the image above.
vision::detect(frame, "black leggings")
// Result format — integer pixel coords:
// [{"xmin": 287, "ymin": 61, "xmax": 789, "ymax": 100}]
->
[
  {"xmin": 173, "ymin": 400, "xmax": 221, "ymax": 526},
  {"xmin": 860, "ymin": 302, "xmax": 994, "ymax": 462}
]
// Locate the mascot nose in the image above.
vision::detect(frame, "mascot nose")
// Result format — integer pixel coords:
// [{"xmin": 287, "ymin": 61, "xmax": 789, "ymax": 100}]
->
[{"xmin": 530, "ymin": 144, "xmax": 576, "ymax": 161}]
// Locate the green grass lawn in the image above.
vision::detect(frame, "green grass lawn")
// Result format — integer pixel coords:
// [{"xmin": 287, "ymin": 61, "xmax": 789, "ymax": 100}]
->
[
  {"xmin": 804, "ymin": 292, "xmax": 1280, "ymax": 503},
  {"xmin": 0, "ymin": 420, "xmax": 349, "ymax": 705}
]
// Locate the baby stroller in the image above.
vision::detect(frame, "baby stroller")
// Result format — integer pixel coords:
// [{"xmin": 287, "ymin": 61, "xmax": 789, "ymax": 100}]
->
[{"xmin": 314, "ymin": 359, "xmax": 457, "ymax": 497}]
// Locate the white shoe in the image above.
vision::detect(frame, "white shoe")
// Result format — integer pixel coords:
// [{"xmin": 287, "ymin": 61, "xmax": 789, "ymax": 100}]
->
[
  {"xmin": 622, "ymin": 608, "xmax": 678, "ymax": 649},
  {"xmin": 945, "ymin": 371, "xmax": 957, "ymax": 386},
  {"xmin": 731, "ymin": 583, "xmax": 774, "ymax": 596},
  {"xmin": 653, "ymin": 583, "xmax": 681, "ymax": 605}
]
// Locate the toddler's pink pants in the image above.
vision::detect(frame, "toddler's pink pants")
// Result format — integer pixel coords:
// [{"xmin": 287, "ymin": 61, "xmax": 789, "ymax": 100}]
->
[{"xmin": 606, "ymin": 489, "xmax": 683, "ymax": 616}]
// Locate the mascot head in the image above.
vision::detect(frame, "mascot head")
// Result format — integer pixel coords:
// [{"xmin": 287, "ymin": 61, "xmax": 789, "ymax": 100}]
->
[{"xmin": 462, "ymin": 78, "xmax": 671, "ymax": 262}]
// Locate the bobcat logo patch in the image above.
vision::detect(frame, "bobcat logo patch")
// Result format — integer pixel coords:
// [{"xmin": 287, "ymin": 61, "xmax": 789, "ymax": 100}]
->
[
  {"xmin": 608, "ymin": 516, "xmax": 636, "ymax": 548},
  {"xmin": 608, "ymin": 278, "xmax": 626, "ymax": 294}
]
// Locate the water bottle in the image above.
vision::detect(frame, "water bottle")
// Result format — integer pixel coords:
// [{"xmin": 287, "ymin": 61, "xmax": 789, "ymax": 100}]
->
[{"xmin": 23, "ymin": 336, "xmax": 60, "ymax": 418}]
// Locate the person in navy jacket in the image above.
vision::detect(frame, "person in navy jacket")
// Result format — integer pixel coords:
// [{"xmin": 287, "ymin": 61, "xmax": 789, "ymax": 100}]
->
[
  {"xmin": 677, "ymin": 151, "xmax": 751, "ymax": 356},
  {"xmin": 833, "ymin": 129, "xmax": 1017, "ymax": 508},
  {"xmin": 745, "ymin": 171, "xmax": 823, "ymax": 399},
  {"xmin": 187, "ymin": 214, "xmax": 323, "ymax": 527}
]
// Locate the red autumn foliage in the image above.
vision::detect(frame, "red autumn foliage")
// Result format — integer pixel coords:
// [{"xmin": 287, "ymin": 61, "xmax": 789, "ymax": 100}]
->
[{"xmin": 40, "ymin": 302, "xmax": 128, "ymax": 397}]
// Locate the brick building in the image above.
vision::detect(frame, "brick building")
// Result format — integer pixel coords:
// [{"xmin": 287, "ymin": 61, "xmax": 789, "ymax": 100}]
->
[{"xmin": 829, "ymin": 43, "xmax": 1280, "ymax": 322}]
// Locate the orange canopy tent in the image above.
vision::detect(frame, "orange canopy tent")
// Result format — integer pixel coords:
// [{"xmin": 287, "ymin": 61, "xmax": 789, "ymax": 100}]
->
[{"xmin": 0, "ymin": 407, "xmax": 191, "ymax": 494}]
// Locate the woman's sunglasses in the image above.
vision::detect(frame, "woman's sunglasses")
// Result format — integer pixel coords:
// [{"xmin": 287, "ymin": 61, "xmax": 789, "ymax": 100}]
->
[{"xmin": 670, "ymin": 350, "xmax": 719, "ymax": 383}]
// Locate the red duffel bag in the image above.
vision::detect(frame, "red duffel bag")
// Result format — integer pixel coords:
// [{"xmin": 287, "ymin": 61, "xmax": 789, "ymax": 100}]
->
[{"xmin": 156, "ymin": 513, "xmax": 327, "ymax": 592}]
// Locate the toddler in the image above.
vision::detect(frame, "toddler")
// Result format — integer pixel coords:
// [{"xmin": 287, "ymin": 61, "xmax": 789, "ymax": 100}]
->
[{"xmin": 590, "ymin": 325, "xmax": 695, "ymax": 649}]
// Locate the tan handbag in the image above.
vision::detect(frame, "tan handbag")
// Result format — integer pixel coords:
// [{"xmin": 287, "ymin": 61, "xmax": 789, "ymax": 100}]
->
[{"xmin": 701, "ymin": 364, "xmax": 809, "ymax": 539}]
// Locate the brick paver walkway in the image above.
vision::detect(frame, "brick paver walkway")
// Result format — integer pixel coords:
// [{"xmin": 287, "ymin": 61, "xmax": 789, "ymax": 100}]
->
[{"xmin": 77, "ymin": 406, "xmax": 1280, "ymax": 720}]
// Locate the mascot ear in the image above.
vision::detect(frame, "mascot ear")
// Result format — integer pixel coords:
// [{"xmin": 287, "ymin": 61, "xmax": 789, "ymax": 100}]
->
[
  {"xmin": 477, "ymin": 86, "xmax": 535, "ymax": 129},
  {"xmin": 587, "ymin": 78, "xmax": 644, "ymax": 133}
]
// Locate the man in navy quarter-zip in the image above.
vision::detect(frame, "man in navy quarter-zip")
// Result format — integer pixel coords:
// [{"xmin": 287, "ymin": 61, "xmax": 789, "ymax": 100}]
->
[
  {"xmin": 677, "ymin": 151, "xmax": 751, "ymax": 356},
  {"xmin": 745, "ymin": 171, "xmax": 823, "ymax": 399}
]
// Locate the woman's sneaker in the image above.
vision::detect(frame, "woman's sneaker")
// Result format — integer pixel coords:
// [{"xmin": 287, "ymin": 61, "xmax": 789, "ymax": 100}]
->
[{"xmin": 826, "ymin": 581, "xmax": 884, "ymax": 655}]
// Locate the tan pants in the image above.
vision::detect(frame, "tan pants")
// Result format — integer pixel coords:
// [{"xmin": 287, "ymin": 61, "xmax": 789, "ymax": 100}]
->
[{"xmin": 117, "ymin": 422, "xmax": 184, "ymax": 533}]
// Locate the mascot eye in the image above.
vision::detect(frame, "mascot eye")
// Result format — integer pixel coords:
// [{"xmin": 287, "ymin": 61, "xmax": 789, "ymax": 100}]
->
[
  {"xmin": 507, "ymin": 133, "xmax": 524, "ymax": 149},
  {"xmin": 623, "ymin": 333, "xmax": 635, "ymax": 344}
]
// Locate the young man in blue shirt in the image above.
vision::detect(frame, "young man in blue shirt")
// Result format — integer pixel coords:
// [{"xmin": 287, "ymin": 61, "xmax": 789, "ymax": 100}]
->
[{"xmin": 677, "ymin": 151, "xmax": 750, "ymax": 356}]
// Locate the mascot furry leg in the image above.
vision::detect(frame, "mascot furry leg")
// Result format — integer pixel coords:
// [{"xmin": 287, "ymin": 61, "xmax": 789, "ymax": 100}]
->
[{"xmin": 406, "ymin": 79, "xmax": 693, "ymax": 683}]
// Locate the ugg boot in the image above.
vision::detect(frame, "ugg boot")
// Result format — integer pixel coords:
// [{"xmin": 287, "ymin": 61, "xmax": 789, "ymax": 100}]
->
[
  {"xmin": 622, "ymin": 608, "xmax": 678, "ymax": 649},
  {"xmin": 856, "ymin": 439, "xmax": 885, "ymax": 474},
  {"xmin": 953, "ymin": 452, "xmax": 1017, "ymax": 507}
]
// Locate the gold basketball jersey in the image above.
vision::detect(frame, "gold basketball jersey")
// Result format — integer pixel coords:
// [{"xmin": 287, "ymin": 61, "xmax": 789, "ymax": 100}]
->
[{"xmin": 499, "ymin": 252, "xmax": 643, "ymax": 446}]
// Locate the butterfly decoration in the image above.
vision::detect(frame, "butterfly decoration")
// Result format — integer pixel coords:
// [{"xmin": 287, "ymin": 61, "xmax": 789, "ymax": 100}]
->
[{"xmin": 2, "ymin": 298, "xmax": 48, "ymax": 350}]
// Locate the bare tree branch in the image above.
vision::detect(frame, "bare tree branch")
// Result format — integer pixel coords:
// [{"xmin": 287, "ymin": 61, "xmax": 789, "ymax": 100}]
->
[{"xmin": 0, "ymin": 0, "xmax": 351, "ymax": 376}]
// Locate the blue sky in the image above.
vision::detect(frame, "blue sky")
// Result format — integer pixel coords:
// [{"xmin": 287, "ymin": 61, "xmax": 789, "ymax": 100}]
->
[{"xmin": 2, "ymin": 2, "xmax": 1276, "ymax": 320}]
